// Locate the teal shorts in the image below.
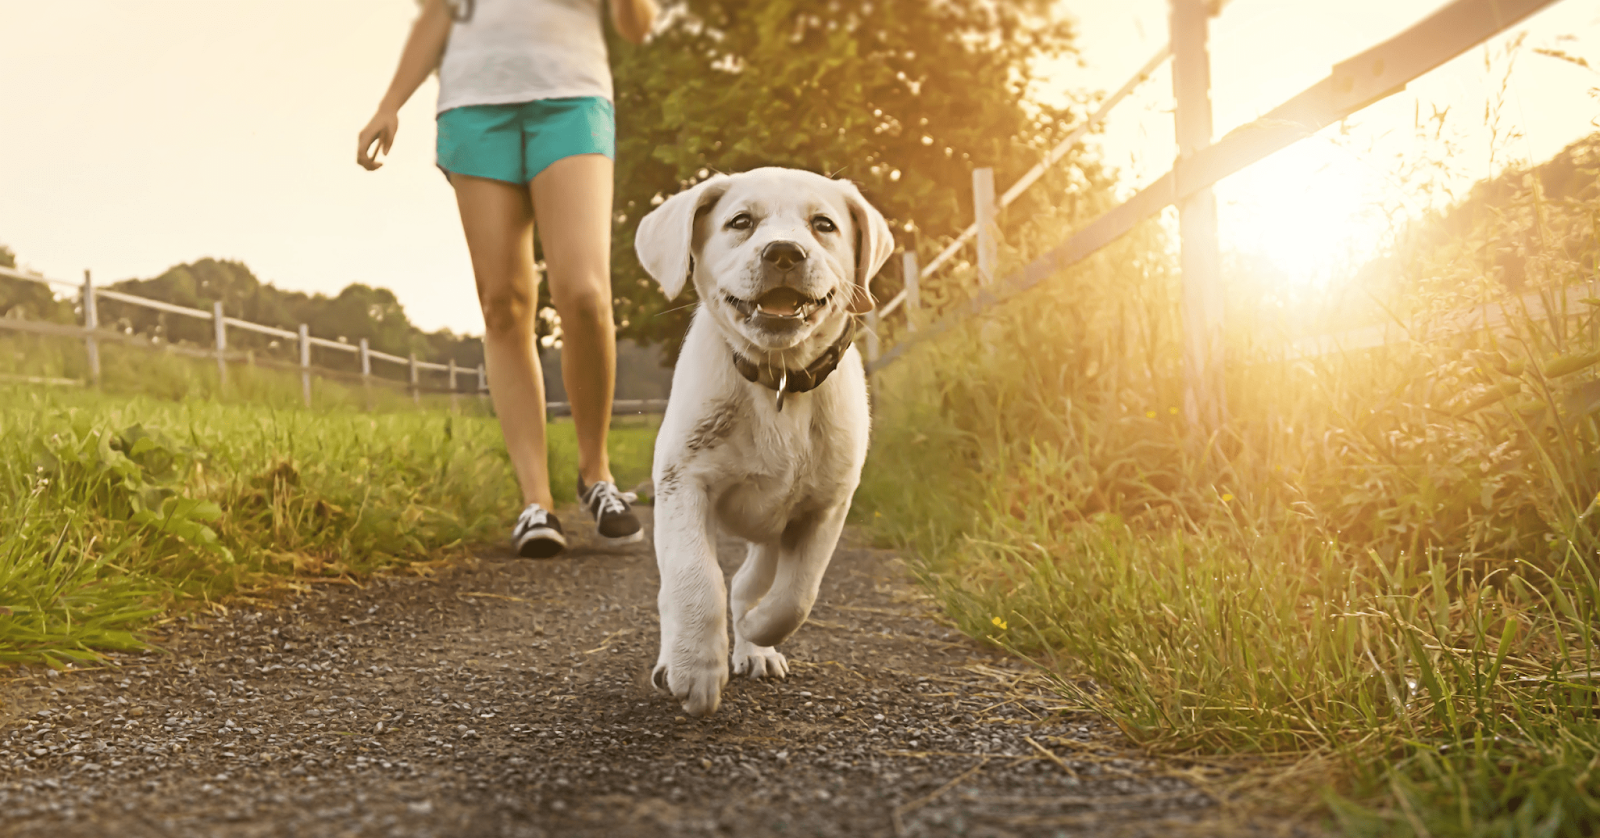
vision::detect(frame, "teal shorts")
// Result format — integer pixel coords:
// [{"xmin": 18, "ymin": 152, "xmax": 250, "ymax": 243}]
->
[{"xmin": 435, "ymin": 97, "xmax": 615, "ymax": 184}]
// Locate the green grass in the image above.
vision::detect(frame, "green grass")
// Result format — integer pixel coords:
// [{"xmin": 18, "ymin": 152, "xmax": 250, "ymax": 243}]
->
[
  {"xmin": 854, "ymin": 132, "xmax": 1600, "ymax": 835},
  {"xmin": 860, "ymin": 333, "xmax": 1600, "ymax": 835},
  {"xmin": 0, "ymin": 383, "xmax": 656, "ymax": 669}
]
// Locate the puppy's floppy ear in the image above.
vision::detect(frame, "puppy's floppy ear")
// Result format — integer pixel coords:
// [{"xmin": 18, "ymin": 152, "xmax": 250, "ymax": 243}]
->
[
  {"xmin": 634, "ymin": 175, "xmax": 731, "ymax": 301},
  {"xmin": 838, "ymin": 180, "xmax": 896, "ymax": 315}
]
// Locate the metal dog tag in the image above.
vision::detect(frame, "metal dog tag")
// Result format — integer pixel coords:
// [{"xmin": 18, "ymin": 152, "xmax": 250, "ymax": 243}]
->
[{"xmin": 775, "ymin": 371, "xmax": 788, "ymax": 412}]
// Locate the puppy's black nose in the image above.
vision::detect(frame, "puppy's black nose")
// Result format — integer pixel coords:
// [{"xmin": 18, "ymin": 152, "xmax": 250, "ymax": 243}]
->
[{"xmin": 761, "ymin": 241, "xmax": 807, "ymax": 271}]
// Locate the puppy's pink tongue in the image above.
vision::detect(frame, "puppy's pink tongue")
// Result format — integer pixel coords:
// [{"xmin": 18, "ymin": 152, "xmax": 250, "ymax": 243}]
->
[{"xmin": 755, "ymin": 288, "xmax": 805, "ymax": 316}]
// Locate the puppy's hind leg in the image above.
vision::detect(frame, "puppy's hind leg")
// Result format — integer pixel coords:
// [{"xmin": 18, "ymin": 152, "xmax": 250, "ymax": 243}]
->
[
  {"xmin": 651, "ymin": 487, "xmax": 729, "ymax": 717},
  {"xmin": 729, "ymin": 542, "xmax": 787, "ymax": 680},
  {"xmin": 736, "ymin": 503, "xmax": 850, "ymax": 649}
]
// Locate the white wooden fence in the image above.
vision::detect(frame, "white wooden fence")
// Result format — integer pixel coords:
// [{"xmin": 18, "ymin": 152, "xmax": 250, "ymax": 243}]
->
[
  {"xmin": 0, "ymin": 263, "xmax": 480, "ymax": 407},
  {"xmin": 0, "ymin": 263, "xmax": 668, "ymax": 415},
  {"xmin": 862, "ymin": 0, "xmax": 1566, "ymax": 428}
]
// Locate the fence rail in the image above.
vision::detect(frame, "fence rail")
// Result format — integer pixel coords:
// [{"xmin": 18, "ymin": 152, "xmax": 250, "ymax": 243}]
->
[
  {"xmin": 1281, "ymin": 284, "xmax": 1600, "ymax": 361},
  {"xmin": 876, "ymin": 45, "xmax": 1173, "ymax": 322},
  {"xmin": 0, "ymin": 263, "xmax": 654, "ymax": 416},
  {"xmin": 0, "ymin": 262, "xmax": 482, "ymax": 407},
  {"xmin": 863, "ymin": 0, "xmax": 1566, "ymax": 425}
]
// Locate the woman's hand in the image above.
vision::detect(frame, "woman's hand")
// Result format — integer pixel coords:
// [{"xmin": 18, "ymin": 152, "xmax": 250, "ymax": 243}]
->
[
  {"xmin": 357, "ymin": 109, "xmax": 400, "ymax": 171},
  {"xmin": 356, "ymin": 0, "xmax": 452, "ymax": 172}
]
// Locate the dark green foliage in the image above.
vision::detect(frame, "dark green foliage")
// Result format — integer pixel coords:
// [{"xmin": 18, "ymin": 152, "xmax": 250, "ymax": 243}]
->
[{"xmin": 607, "ymin": 0, "xmax": 1090, "ymax": 350}]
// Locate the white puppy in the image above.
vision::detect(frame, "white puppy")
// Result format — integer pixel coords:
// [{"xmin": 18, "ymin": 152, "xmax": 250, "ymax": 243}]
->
[{"xmin": 634, "ymin": 167, "xmax": 894, "ymax": 717}]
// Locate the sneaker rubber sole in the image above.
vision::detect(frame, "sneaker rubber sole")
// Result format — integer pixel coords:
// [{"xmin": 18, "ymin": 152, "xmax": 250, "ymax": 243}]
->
[
  {"xmin": 594, "ymin": 529, "xmax": 646, "ymax": 548},
  {"xmin": 515, "ymin": 528, "xmax": 568, "ymax": 559}
]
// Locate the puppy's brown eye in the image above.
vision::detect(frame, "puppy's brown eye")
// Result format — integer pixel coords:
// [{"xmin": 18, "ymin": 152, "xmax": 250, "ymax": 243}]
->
[
  {"xmin": 812, "ymin": 216, "xmax": 837, "ymax": 234},
  {"xmin": 727, "ymin": 213, "xmax": 753, "ymax": 231}
]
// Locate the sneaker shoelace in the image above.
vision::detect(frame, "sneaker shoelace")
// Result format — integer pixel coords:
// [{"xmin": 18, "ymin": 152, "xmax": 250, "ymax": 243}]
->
[
  {"xmin": 585, "ymin": 482, "xmax": 637, "ymax": 517},
  {"xmin": 518, "ymin": 504, "xmax": 551, "ymax": 529}
]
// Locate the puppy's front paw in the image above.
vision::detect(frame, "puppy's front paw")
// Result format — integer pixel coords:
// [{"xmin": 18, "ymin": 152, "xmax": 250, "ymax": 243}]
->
[
  {"xmin": 653, "ymin": 655, "xmax": 728, "ymax": 717},
  {"xmin": 732, "ymin": 640, "xmax": 788, "ymax": 680}
]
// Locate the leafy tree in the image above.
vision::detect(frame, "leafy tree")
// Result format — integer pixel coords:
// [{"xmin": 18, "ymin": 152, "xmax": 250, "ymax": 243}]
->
[
  {"xmin": 0, "ymin": 242, "xmax": 75, "ymax": 323},
  {"xmin": 106, "ymin": 258, "xmax": 308, "ymax": 351},
  {"xmin": 306, "ymin": 284, "xmax": 422, "ymax": 357},
  {"xmin": 606, "ymin": 0, "xmax": 1096, "ymax": 349}
]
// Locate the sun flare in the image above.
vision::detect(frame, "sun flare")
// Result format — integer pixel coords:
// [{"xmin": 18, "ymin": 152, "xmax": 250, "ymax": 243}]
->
[
  {"xmin": 1216, "ymin": 141, "xmax": 1392, "ymax": 296},
  {"xmin": 1216, "ymin": 138, "xmax": 1395, "ymax": 294}
]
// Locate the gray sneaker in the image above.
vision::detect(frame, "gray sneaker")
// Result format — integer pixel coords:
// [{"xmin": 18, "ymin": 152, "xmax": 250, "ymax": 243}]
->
[
  {"xmin": 511, "ymin": 503, "xmax": 567, "ymax": 559},
  {"xmin": 577, "ymin": 477, "xmax": 644, "ymax": 546}
]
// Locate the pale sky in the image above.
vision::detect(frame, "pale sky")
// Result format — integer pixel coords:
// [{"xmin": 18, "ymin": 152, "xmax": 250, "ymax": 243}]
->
[{"xmin": 1, "ymin": 1, "xmax": 1596, "ymax": 335}]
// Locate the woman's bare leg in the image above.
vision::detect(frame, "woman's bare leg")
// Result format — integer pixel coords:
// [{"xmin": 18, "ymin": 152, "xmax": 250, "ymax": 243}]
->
[
  {"xmin": 531, "ymin": 153, "xmax": 616, "ymax": 487},
  {"xmin": 453, "ymin": 173, "xmax": 555, "ymax": 510}
]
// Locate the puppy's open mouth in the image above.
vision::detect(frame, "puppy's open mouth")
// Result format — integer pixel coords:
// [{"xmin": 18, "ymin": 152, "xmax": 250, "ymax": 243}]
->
[{"xmin": 725, "ymin": 288, "xmax": 833, "ymax": 322}]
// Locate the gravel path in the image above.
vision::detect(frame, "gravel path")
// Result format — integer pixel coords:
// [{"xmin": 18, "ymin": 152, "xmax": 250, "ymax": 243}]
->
[{"xmin": 1, "ymin": 508, "xmax": 1283, "ymax": 837}]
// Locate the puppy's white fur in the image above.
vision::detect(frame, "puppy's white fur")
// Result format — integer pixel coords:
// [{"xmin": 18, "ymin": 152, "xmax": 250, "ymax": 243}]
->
[{"xmin": 635, "ymin": 168, "xmax": 893, "ymax": 716}]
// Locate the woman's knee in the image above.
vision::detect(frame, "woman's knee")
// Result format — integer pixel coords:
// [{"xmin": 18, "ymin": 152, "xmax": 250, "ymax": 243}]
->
[
  {"xmin": 479, "ymin": 284, "xmax": 537, "ymax": 338},
  {"xmin": 549, "ymin": 277, "xmax": 611, "ymax": 326}
]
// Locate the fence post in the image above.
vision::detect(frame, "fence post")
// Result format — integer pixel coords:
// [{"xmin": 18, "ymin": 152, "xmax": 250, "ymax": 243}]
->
[
  {"xmin": 1172, "ymin": 0, "xmax": 1226, "ymax": 430},
  {"xmin": 447, "ymin": 357, "xmax": 459, "ymax": 413},
  {"xmin": 212, "ymin": 301, "xmax": 227, "ymax": 389},
  {"xmin": 298, "ymin": 323, "xmax": 312, "ymax": 408},
  {"xmin": 901, "ymin": 251, "xmax": 921, "ymax": 331},
  {"xmin": 80, "ymin": 270, "xmax": 100, "ymax": 387},
  {"xmin": 973, "ymin": 167, "xmax": 998, "ymax": 286},
  {"xmin": 477, "ymin": 363, "xmax": 487, "ymax": 404},
  {"xmin": 359, "ymin": 338, "xmax": 372, "ymax": 411},
  {"xmin": 408, "ymin": 353, "xmax": 420, "ymax": 406}
]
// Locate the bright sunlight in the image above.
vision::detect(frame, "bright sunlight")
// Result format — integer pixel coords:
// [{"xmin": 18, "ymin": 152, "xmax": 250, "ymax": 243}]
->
[{"xmin": 1216, "ymin": 140, "xmax": 1392, "ymax": 295}]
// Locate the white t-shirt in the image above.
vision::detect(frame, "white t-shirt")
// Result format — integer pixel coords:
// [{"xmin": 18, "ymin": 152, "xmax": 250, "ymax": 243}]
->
[{"xmin": 436, "ymin": 0, "xmax": 612, "ymax": 114}]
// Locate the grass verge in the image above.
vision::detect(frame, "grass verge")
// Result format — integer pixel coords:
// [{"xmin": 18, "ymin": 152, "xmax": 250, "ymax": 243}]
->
[
  {"xmin": 854, "ymin": 133, "xmax": 1600, "ymax": 836},
  {"xmin": 859, "ymin": 334, "xmax": 1600, "ymax": 836}
]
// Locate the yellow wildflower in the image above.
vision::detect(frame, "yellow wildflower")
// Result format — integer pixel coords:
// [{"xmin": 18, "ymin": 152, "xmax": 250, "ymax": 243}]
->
[{"xmin": 991, "ymin": 616, "xmax": 1008, "ymax": 631}]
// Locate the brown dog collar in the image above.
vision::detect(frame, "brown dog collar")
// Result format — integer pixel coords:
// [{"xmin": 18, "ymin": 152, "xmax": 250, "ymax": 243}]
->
[{"xmin": 731, "ymin": 316, "xmax": 859, "ymax": 412}]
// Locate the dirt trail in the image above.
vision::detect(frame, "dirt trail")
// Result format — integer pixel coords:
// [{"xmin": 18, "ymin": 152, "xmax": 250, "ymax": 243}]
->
[{"xmin": 1, "ymin": 508, "xmax": 1277, "ymax": 837}]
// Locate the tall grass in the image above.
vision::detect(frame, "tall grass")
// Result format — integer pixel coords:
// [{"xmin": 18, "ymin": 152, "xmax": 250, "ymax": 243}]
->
[
  {"xmin": 0, "ymin": 384, "xmax": 656, "ymax": 668},
  {"xmin": 856, "ymin": 127, "xmax": 1600, "ymax": 835}
]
